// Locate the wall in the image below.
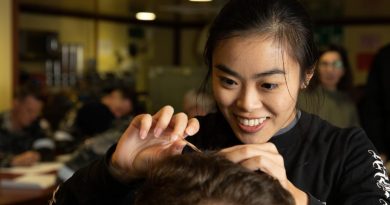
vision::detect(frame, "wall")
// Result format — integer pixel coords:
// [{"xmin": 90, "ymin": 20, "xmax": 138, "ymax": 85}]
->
[
  {"xmin": 19, "ymin": 13, "xmax": 96, "ymax": 64},
  {"xmin": 344, "ymin": 26, "xmax": 390, "ymax": 85},
  {"xmin": 18, "ymin": 14, "xmax": 202, "ymax": 87},
  {"xmin": 182, "ymin": 28, "xmax": 204, "ymax": 66},
  {"xmin": 0, "ymin": 0, "xmax": 12, "ymax": 111},
  {"xmin": 343, "ymin": 0, "xmax": 390, "ymax": 85},
  {"xmin": 97, "ymin": 20, "xmax": 130, "ymax": 73}
]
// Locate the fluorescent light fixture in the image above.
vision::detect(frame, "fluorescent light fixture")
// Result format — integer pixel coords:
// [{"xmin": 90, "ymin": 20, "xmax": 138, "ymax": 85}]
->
[
  {"xmin": 136, "ymin": 12, "xmax": 156, "ymax": 21},
  {"xmin": 189, "ymin": 0, "xmax": 212, "ymax": 2}
]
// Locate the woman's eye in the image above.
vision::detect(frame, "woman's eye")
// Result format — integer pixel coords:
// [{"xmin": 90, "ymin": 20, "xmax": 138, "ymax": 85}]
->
[
  {"xmin": 261, "ymin": 83, "xmax": 278, "ymax": 90},
  {"xmin": 219, "ymin": 77, "xmax": 237, "ymax": 87}
]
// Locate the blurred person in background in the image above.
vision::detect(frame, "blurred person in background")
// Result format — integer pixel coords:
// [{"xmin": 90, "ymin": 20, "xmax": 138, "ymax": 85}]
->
[
  {"xmin": 56, "ymin": 86, "xmax": 142, "ymax": 181},
  {"xmin": 54, "ymin": 85, "xmax": 135, "ymax": 154},
  {"xmin": 361, "ymin": 43, "xmax": 390, "ymax": 162},
  {"xmin": 299, "ymin": 44, "xmax": 360, "ymax": 128},
  {"xmin": 0, "ymin": 86, "xmax": 54, "ymax": 167}
]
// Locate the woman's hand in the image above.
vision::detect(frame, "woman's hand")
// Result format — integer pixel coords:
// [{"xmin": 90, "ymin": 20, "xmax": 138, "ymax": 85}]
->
[
  {"xmin": 219, "ymin": 143, "xmax": 308, "ymax": 205},
  {"xmin": 109, "ymin": 105, "xmax": 200, "ymax": 182}
]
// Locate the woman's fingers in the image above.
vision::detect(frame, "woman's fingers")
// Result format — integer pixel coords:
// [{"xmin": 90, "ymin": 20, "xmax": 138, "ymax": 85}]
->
[
  {"xmin": 185, "ymin": 118, "xmax": 200, "ymax": 137},
  {"xmin": 152, "ymin": 105, "xmax": 174, "ymax": 138},
  {"xmin": 218, "ymin": 143, "xmax": 287, "ymax": 187},
  {"xmin": 219, "ymin": 143, "xmax": 279, "ymax": 163},
  {"xmin": 240, "ymin": 154, "xmax": 285, "ymax": 174},
  {"xmin": 240, "ymin": 156, "xmax": 288, "ymax": 188},
  {"xmin": 129, "ymin": 106, "xmax": 198, "ymax": 142},
  {"xmin": 111, "ymin": 105, "xmax": 197, "ymax": 182},
  {"xmin": 221, "ymin": 142, "xmax": 278, "ymax": 154},
  {"xmin": 160, "ymin": 139, "xmax": 188, "ymax": 156},
  {"xmin": 168, "ymin": 112, "xmax": 188, "ymax": 141},
  {"xmin": 132, "ymin": 139, "xmax": 187, "ymax": 177},
  {"xmin": 131, "ymin": 114, "xmax": 153, "ymax": 139}
]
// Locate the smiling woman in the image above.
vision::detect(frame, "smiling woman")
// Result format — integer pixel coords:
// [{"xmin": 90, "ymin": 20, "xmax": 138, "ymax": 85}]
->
[
  {"xmin": 51, "ymin": 0, "xmax": 390, "ymax": 205},
  {"xmin": 211, "ymin": 36, "xmax": 302, "ymax": 144}
]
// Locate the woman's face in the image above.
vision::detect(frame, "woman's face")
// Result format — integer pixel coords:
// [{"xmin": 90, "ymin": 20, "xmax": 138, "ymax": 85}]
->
[
  {"xmin": 212, "ymin": 35, "xmax": 303, "ymax": 144},
  {"xmin": 318, "ymin": 51, "xmax": 345, "ymax": 91},
  {"xmin": 14, "ymin": 95, "xmax": 43, "ymax": 128}
]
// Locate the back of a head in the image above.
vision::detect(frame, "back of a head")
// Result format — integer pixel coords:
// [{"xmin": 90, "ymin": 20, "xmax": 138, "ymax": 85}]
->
[
  {"xmin": 370, "ymin": 43, "xmax": 390, "ymax": 75},
  {"xmin": 135, "ymin": 153, "xmax": 294, "ymax": 205}
]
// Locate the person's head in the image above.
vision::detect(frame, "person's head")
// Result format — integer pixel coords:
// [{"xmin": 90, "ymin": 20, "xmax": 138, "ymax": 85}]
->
[
  {"xmin": 12, "ymin": 87, "xmax": 45, "ymax": 128},
  {"xmin": 100, "ymin": 86, "xmax": 135, "ymax": 118},
  {"xmin": 201, "ymin": 0, "xmax": 317, "ymax": 144},
  {"xmin": 309, "ymin": 44, "xmax": 353, "ymax": 92},
  {"xmin": 135, "ymin": 153, "xmax": 294, "ymax": 205},
  {"xmin": 183, "ymin": 89, "xmax": 215, "ymax": 118},
  {"xmin": 368, "ymin": 43, "xmax": 390, "ymax": 82}
]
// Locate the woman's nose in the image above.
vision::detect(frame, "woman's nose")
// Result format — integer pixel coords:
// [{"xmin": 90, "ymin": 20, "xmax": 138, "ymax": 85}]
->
[{"xmin": 236, "ymin": 87, "xmax": 262, "ymax": 112}]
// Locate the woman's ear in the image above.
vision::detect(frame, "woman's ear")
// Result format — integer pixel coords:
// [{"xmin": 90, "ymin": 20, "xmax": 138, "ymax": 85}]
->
[{"xmin": 301, "ymin": 69, "xmax": 314, "ymax": 89}]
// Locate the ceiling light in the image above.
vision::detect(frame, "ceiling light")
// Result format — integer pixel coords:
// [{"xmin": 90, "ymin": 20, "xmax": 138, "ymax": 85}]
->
[
  {"xmin": 135, "ymin": 12, "xmax": 156, "ymax": 21},
  {"xmin": 189, "ymin": 0, "xmax": 212, "ymax": 2}
]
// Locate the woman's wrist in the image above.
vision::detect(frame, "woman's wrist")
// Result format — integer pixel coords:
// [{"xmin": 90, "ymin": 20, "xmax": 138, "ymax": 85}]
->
[
  {"xmin": 108, "ymin": 157, "xmax": 139, "ymax": 183},
  {"xmin": 105, "ymin": 144, "xmax": 142, "ymax": 183},
  {"xmin": 287, "ymin": 181, "xmax": 308, "ymax": 205}
]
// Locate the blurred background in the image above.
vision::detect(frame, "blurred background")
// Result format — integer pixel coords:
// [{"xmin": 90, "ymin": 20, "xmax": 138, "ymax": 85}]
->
[{"xmin": 0, "ymin": 0, "xmax": 390, "ymax": 112}]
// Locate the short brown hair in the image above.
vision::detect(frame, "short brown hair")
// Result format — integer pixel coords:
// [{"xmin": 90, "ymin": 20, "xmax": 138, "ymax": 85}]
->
[
  {"xmin": 135, "ymin": 153, "xmax": 295, "ymax": 205},
  {"xmin": 13, "ymin": 85, "xmax": 45, "ymax": 102}
]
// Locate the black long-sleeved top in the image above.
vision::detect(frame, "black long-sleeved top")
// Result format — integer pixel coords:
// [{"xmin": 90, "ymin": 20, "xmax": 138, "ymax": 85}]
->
[{"xmin": 52, "ymin": 111, "xmax": 390, "ymax": 205}]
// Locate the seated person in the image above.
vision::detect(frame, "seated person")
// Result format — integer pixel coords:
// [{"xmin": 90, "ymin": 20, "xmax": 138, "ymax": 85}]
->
[
  {"xmin": 56, "ymin": 88, "xmax": 141, "ymax": 181},
  {"xmin": 56, "ymin": 119, "xmax": 131, "ymax": 181},
  {"xmin": 54, "ymin": 85, "xmax": 135, "ymax": 154},
  {"xmin": 0, "ymin": 86, "xmax": 54, "ymax": 167},
  {"xmin": 298, "ymin": 44, "xmax": 359, "ymax": 128},
  {"xmin": 135, "ymin": 152, "xmax": 295, "ymax": 205}
]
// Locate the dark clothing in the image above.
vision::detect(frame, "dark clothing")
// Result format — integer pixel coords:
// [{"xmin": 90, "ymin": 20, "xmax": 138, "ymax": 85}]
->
[
  {"xmin": 74, "ymin": 102, "xmax": 115, "ymax": 137},
  {"xmin": 55, "ymin": 102, "xmax": 116, "ymax": 154},
  {"xmin": 57, "ymin": 118, "xmax": 131, "ymax": 182},
  {"xmin": 52, "ymin": 111, "xmax": 390, "ymax": 205},
  {"xmin": 361, "ymin": 44, "xmax": 390, "ymax": 157},
  {"xmin": 299, "ymin": 86, "xmax": 360, "ymax": 128},
  {"xmin": 0, "ymin": 111, "xmax": 55, "ymax": 167}
]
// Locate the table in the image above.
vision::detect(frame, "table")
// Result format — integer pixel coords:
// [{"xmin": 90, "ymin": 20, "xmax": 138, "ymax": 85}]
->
[
  {"xmin": 0, "ymin": 183, "xmax": 56, "ymax": 205},
  {"xmin": 0, "ymin": 162, "xmax": 62, "ymax": 205}
]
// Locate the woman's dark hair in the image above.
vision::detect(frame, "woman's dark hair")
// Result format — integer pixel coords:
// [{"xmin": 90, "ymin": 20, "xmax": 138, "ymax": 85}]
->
[
  {"xmin": 135, "ymin": 153, "xmax": 295, "ymax": 205},
  {"xmin": 308, "ymin": 44, "xmax": 353, "ymax": 92},
  {"xmin": 200, "ymin": 0, "xmax": 318, "ymax": 92}
]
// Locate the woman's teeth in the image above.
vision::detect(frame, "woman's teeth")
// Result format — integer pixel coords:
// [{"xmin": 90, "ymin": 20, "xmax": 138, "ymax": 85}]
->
[{"xmin": 238, "ymin": 117, "xmax": 267, "ymax": 126}]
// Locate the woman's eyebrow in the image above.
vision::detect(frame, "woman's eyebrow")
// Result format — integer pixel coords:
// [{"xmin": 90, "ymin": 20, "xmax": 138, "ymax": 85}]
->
[
  {"xmin": 253, "ymin": 69, "xmax": 286, "ymax": 78},
  {"xmin": 215, "ymin": 64, "xmax": 241, "ymax": 78},
  {"xmin": 215, "ymin": 64, "xmax": 286, "ymax": 79}
]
